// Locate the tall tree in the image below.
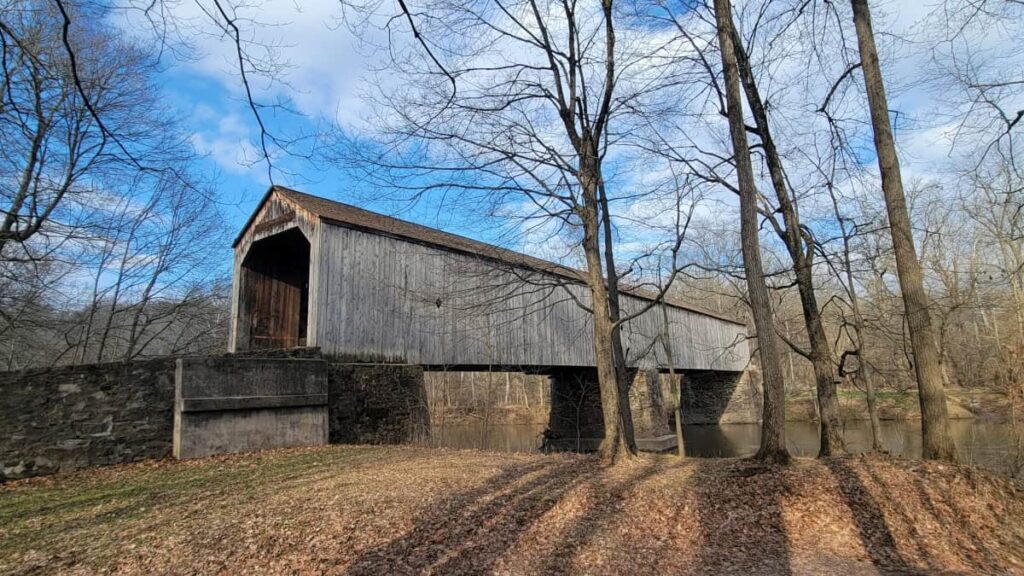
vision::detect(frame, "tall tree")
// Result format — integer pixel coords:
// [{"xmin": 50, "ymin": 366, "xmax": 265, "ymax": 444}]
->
[
  {"xmin": 334, "ymin": 0, "xmax": 704, "ymax": 462},
  {"xmin": 824, "ymin": 182, "xmax": 884, "ymax": 451},
  {"xmin": 849, "ymin": 0, "xmax": 957, "ymax": 461},
  {"xmin": 727, "ymin": 18, "xmax": 847, "ymax": 457},
  {"xmin": 713, "ymin": 0, "xmax": 790, "ymax": 465}
]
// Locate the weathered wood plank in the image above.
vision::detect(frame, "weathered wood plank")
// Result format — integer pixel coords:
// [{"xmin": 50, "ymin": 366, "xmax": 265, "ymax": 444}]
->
[
  {"xmin": 230, "ymin": 188, "xmax": 748, "ymax": 370},
  {"xmin": 314, "ymin": 223, "xmax": 747, "ymax": 371}
]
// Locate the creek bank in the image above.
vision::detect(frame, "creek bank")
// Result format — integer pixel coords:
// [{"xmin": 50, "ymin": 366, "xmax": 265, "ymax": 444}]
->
[{"xmin": 785, "ymin": 388, "xmax": 1011, "ymax": 421}]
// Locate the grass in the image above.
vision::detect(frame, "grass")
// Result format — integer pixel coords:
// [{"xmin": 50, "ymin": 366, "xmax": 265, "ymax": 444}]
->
[
  {"xmin": 3, "ymin": 445, "xmax": 1024, "ymax": 574},
  {"xmin": 1, "ymin": 448, "xmax": 372, "ymax": 571}
]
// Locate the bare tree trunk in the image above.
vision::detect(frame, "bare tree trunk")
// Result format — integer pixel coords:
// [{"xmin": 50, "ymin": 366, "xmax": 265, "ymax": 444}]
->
[
  {"xmin": 860, "ymin": 368, "xmax": 885, "ymax": 451},
  {"xmin": 827, "ymin": 183, "xmax": 884, "ymax": 451},
  {"xmin": 785, "ymin": 320, "xmax": 796, "ymax": 384},
  {"xmin": 851, "ymin": 0, "xmax": 957, "ymax": 461},
  {"xmin": 661, "ymin": 300, "xmax": 685, "ymax": 457},
  {"xmin": 729, "ymin": 24, "xmax": 846, "ymax": 457},
  {"xmin": 714, "ymin": 0, "xmax": 790, "ymax": 465},
  {"xmin": 598, "ymin": 182, "xmax": 638, "ymax": 458},
  {"xmin": 578, "ymin": 147, "xmax": 637, "ymax": 463},
  {"xmin": 673, "ymin": 374, "xmax": 685, "ymax": 457}
]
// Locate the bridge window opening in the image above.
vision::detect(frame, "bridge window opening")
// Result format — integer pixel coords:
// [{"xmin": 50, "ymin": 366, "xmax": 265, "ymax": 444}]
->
[{"xmin": 239, "ymin": 228, "xmax": 310, "ymax": 350}]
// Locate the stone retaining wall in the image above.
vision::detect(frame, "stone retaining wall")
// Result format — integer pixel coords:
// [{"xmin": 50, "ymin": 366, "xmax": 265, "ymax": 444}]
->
[
  {"xmin": 0, "ymin": 347, "xmax": 755, "ymax": 480},
  {"xmin": 676, "ymin": 369, "xmax": 762, "ymax": 425},
  {"xmin": 546, "ymin": 367, "xmax": 761, "ymax": 451},
  {"xmin": 0, "ymin": 350, "xmax": 432, "ymax": 481},
  {"xmin": 0, "ymin": 359, "xmax": 177, "ymax": 481},
  {"xmin": 547, "ymin": 368, "xmax": 679, "ymax": 452}
]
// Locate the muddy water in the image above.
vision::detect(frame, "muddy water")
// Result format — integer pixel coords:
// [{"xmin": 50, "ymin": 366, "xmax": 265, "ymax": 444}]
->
[{"xmin": 426, "ymin": 419, "xmax": 1021, "ymax": 475}]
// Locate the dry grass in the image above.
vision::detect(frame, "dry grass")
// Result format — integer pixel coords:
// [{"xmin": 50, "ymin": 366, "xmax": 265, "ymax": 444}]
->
[{"xmin": 2, "ymin": 445, "xmax": 1024, "ymax": 575}]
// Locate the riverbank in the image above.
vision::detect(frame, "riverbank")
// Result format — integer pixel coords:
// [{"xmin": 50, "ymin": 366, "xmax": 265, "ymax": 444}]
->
[
  {"xmin": 3, "ymin": 445, "xmax": 1023, "ymax": 574},
  {"xmin": 786, "ymin": 388, "xmax": 1012, "ymax": 421}
]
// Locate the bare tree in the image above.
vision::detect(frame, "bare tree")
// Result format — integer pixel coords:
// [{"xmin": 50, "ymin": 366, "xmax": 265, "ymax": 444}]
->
[
  {"xmin": 850, "ymin": 0, "xmax": 957, "ymax": 461},
  {"xmin": 823, "ymin": 182, "xmax": 884, "ymax": 450},
  {"xmin": 0, "ymin": 1, "xmax": 197, "ymax": 260},
  {"xmin": 724, "ymin": 12, "xmax": 847, "ymax": 457},
  {"xmin": 924, "ymin": 0, "xmax": 1024, "ymax": 175},
  {"xmin": 713, "ymin": 0, "xmax": 789, "ymax": 465},
  {"xmin": 332, "ymin": 0, "xmax": 707, "ymax": 462},
  {"xmin": 0, "ymin": 1, "xmax": 229, "ymax": 369}
]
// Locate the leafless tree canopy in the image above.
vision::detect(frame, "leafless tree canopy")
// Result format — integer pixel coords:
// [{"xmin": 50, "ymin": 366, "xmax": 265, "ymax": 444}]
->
[
  {"xmin": 0, "ymin": 1, "xmax": 228, "ymax": 369},
  {"xmin": 2, "ymin": 0, "xmax": 1023, "ymax": 463}
]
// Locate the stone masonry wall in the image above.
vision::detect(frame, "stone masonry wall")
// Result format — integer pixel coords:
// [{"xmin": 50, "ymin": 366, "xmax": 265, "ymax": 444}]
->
[
  {"xmin": 0, "ymin": 358, "xmax": 177, "ymax": 481},
  {"xmin": 674, "ymin": 369, "xmax": 762, "ymax": 425},
  {"xmin": 547, "ymin": 369, "xmax": 604, "ymax": 450},
  {"xmin": 630, "ymin": 369, "xmax": 673, "ymax": 438},
  {"xmin": 327, "ymin": 363, "xmax": 430, "ymax": 444},
  {"xmin": 547, "ymin": 367, "xmax": 762, "ymax": 451},
  {"xmin": 228, "ymin": 348, "xmax": 432, "ymax": 444},
  {"xmin": 0, "ymin": 348, "xmax": 435, "ymax": 481},
  {"xmin": 547, "ymin": 368, "xmax": 678, "ymax": 451}
]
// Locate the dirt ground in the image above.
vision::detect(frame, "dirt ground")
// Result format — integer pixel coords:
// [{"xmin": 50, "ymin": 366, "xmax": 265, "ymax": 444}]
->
[{"xmin": 2, "ymin": 445, "xmax": 1024, "ymax": 575}]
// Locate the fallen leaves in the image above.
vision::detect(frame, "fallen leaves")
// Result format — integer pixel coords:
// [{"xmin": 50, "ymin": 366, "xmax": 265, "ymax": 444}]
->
[{"xmin": 1, "ymin": 446, "xmax": 1023, "ymax": 575}]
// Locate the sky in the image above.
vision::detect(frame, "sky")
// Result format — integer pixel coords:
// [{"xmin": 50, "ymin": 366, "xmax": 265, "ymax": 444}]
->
[
  {"xmin": 113, "ymin": 0, "xmax": 1021, "ymax": 276},
  {"xmin": 148, "ymin": 3, "xmax": 524, "ymax": 269}
]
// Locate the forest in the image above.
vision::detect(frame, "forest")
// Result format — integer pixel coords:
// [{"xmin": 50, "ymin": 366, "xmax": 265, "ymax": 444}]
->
[{"xmin": 1, "ymin": 0, "xmax": 1022, "ymax": 466}]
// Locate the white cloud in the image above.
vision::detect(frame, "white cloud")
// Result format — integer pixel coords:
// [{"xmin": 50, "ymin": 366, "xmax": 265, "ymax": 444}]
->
[
  {"xmin": 110, "ymin": 0, "xmax": 1022, "ymax": 275},
  {"xmin": 111, "ymin": 0, "xmax": 405, "ymax": 133},
  {"xmin": 188, "ymin": 110, "xmax": 263, "ymax": 175}
]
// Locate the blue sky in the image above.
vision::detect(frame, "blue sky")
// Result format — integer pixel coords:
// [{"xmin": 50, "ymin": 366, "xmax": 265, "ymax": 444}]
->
[
  {"xmin": 134, "ymin": 0, "xmax": 1011, "ymax": 279},
  {"xmin": 154, "ymin": 23, "xmax": 535, "ymax": 272}
]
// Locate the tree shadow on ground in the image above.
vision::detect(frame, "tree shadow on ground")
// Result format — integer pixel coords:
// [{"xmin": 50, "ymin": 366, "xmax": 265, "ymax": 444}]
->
[
  {"xmin": 342, "ymin": 457, "xmax": 592, "ymax": 575},
  {"xmin": 910, "ymin": 473, "xmax": 1000, "ymax": 571},
  {"xmin": 692, "ymin": 460, "xmax": 792, "ymax": 575},
  {"xmin": 533, "ymin": 459, "xmax": 671, "ymax": 574},
  {"xmin": 359, "ymin": 454, "xmax": 801, "ymax": 575},
  {"xmin": 827, "ymin": 458, "xmax": 909, "ymax": 572}
]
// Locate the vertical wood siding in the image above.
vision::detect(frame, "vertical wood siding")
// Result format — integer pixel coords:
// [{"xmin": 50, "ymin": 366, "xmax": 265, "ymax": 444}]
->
[{"xmin": 315, "ymin": 223, "xmax": 748, "ymax": 371}]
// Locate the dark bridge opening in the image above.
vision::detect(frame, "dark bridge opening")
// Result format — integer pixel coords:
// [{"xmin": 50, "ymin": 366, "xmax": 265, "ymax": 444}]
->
[{"xmin": 239, "ymin": 228, "xmax": 310, "ymax": 350}]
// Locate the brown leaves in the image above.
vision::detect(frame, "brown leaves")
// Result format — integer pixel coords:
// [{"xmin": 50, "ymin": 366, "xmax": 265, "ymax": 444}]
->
[{"xmin": 2, "ymin": 446, "xmax": 1024, "ymax": 575}]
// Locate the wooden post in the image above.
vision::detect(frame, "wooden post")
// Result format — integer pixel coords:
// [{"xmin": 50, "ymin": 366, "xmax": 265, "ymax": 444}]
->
[{"xmin": 675, "ymin": 372, "xmax": 686, "ymax": 458}]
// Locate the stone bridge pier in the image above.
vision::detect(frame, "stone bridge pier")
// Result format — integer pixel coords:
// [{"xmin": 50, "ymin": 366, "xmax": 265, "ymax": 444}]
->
[{"xmin": 545, "ymin": 367, "xmax": 761, "ymax": 452}]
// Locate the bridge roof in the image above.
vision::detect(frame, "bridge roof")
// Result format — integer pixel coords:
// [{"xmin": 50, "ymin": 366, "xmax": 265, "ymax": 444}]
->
[{"xmin": 237, "ymin": 186, "xmax": 745, "ymax": 327}]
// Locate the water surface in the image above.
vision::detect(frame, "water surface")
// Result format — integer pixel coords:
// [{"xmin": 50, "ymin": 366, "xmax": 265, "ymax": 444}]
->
[{"xmin": 425, "ymin": 419, "xmax": 1022, "ymax": 475}]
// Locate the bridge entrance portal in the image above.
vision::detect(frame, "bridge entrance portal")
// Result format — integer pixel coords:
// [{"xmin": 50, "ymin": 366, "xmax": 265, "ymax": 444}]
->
[{"xmin": 238, "ymin": 228, "xmax": 310, "ymax": 350}]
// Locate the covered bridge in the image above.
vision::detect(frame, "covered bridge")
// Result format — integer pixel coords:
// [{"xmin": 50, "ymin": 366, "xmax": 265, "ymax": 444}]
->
[
  {"xmin": 229, "ymin": 187, "xmax": 758, "ymax": 446},
  {"xmin": 229, "ymin": 186, "xmax": 748, "ymax": 372}
]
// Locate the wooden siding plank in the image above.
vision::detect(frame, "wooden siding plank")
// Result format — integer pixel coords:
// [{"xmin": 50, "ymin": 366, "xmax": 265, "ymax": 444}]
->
[{"xmin": 314, "ymin": 223, "xmax": 747, "ymax": 371}]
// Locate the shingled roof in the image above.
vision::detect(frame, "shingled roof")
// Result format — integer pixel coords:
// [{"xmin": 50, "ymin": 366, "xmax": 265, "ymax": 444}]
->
[{"xmin": 240, "ymin": 186, "xmax": 744, "ymax": 326}]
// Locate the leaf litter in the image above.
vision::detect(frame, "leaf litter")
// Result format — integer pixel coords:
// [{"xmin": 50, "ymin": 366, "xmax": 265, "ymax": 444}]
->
[{"xmin": 1, "ymin": 445, "xmax": 1023, "ymax": 575}]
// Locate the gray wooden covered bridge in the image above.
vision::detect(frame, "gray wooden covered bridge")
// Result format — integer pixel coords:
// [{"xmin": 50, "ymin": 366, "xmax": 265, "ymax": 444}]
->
[{"xmin": 229, "ymin": 186, "xmax": 757, "ymax": 447}]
